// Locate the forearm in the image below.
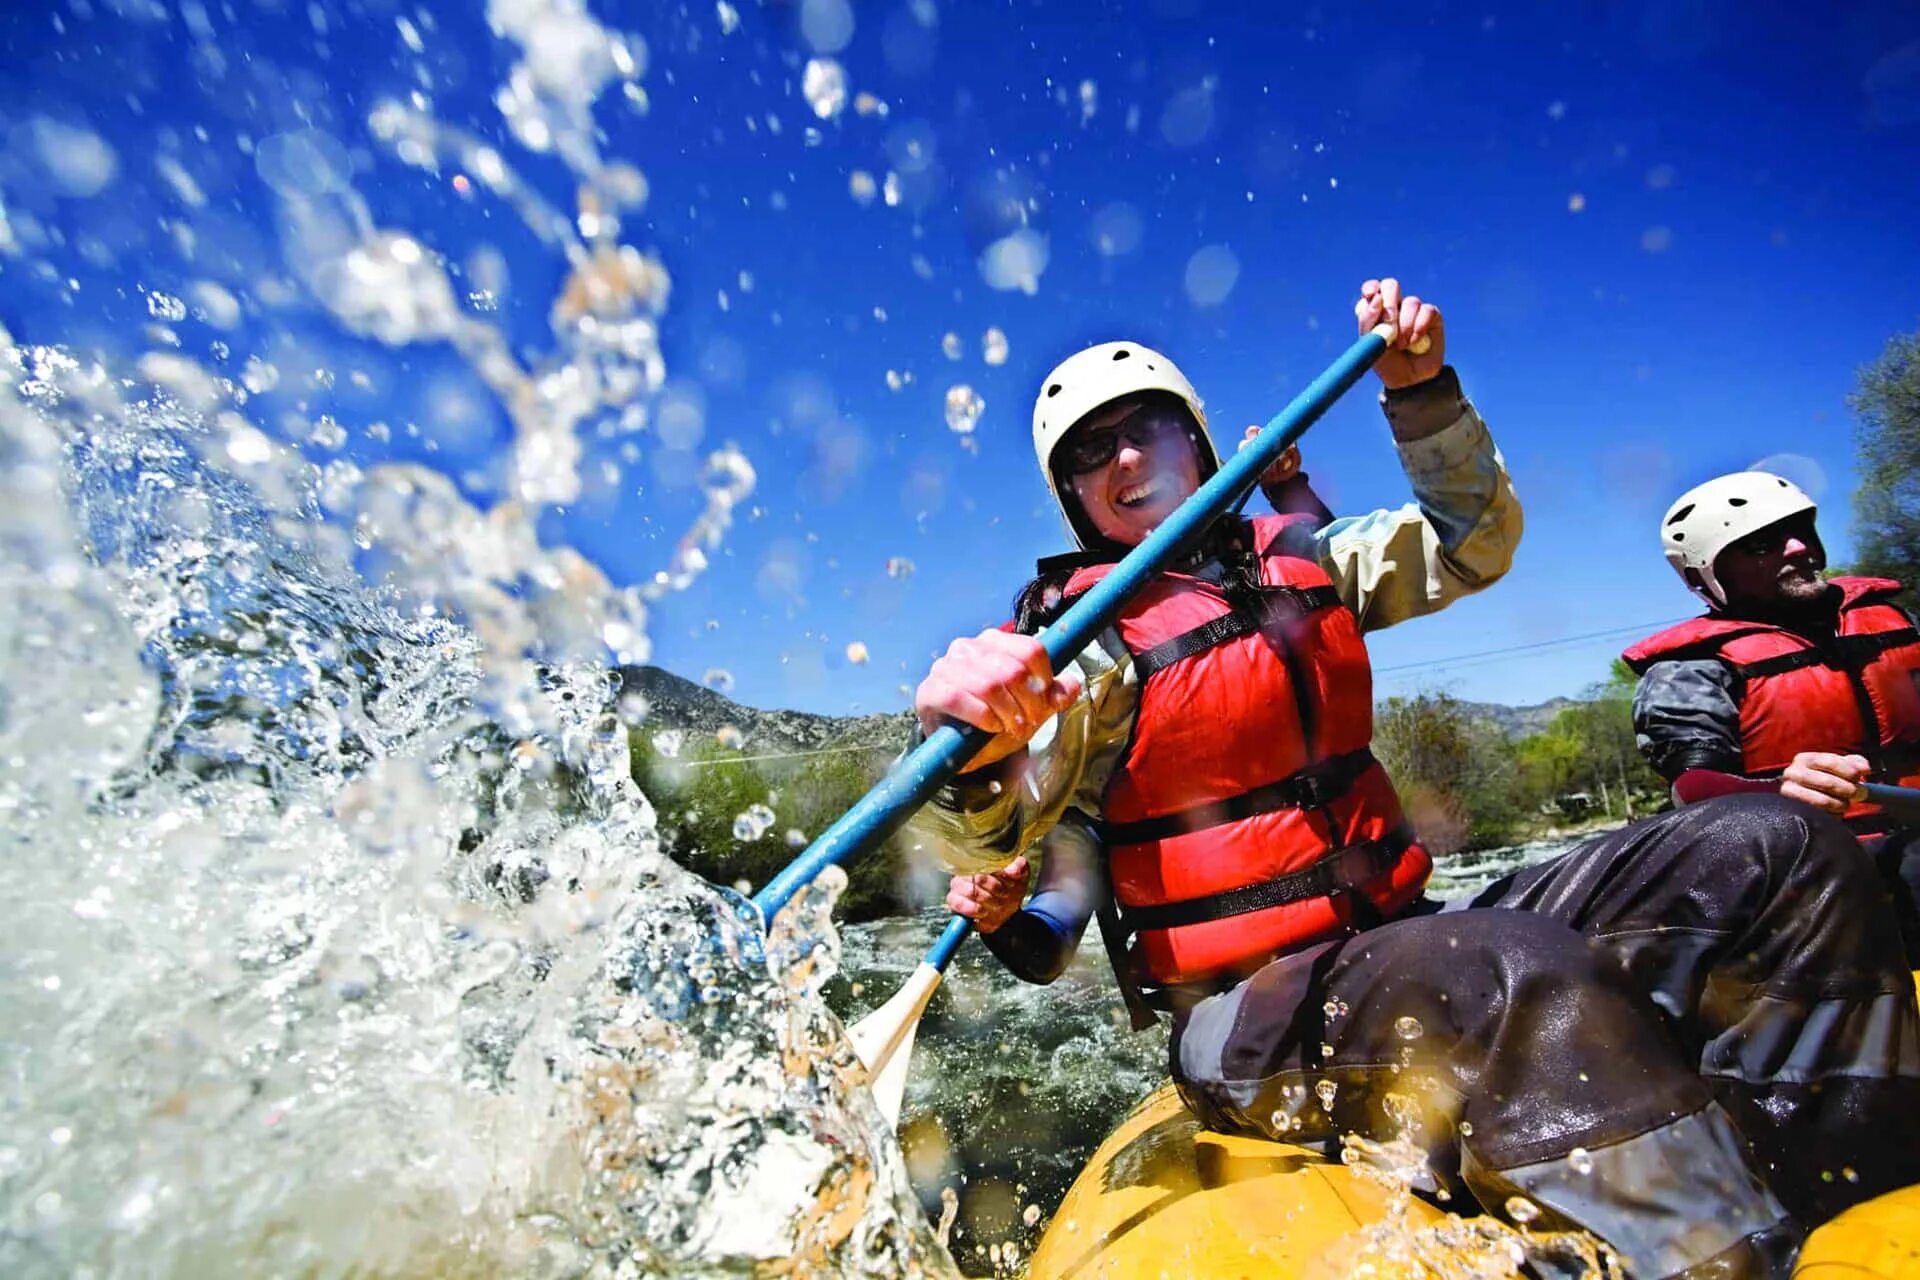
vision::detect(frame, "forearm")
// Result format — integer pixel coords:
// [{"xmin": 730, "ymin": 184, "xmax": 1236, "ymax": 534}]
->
[
  {"xmin": 980, "ymin": 905, "xmax": 1081, "ymax": 984},
  {"xmin": 1313, "ymin": 370, "xmax": 1522, "ymax": 632},
  {"xmin": 975, "ymin": 819, "xmax": 1101, "ymax": 983}
]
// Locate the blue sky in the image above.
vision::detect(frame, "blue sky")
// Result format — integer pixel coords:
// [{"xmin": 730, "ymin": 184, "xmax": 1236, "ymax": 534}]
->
[{"xmin": 4, "ymin": 0, "xmax": 1919, "ymax": 716}]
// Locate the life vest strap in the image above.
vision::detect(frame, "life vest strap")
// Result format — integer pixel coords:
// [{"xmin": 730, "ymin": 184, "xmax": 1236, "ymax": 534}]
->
[
  {"xmin": 1099, "ymin": 747, "xmax": 1376, "ymax": 845},
  {"xmin": 1116, "ymin": 828, "xmax": 1413, "ymax": 934},
  {"xmin": 1130, "ymin": 584, "xmax": 1341, "ymax": 679},
  {"xmin": 1734, "ymin": 628, "xmax": 1920, "ymax": 679}
]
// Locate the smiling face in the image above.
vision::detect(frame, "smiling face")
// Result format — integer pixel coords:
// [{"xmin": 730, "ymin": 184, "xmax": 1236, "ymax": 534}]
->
[
  {"xmin": 1059, "ymin": 397, "xmax": 1203, "ymax": 547},
  {"xmin": 1712, "ymin": 510, "xmax": 1831, "ymax": 610}
]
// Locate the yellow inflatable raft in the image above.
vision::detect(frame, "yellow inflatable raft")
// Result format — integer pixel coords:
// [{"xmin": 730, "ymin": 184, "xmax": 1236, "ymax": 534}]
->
[{"xmin": 1026, "ymin": 978, "xmax": 1920, "ymax": 1279}]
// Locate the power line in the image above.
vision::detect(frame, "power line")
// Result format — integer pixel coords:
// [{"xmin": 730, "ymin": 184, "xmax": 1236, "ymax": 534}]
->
[
  {"xmin": 1373, "ymin": 617, "xmax": 1690, "ymax": 676},
  {"xmin": 659, "ymin": 618, "xmax": 1696, "ymax": 768}
]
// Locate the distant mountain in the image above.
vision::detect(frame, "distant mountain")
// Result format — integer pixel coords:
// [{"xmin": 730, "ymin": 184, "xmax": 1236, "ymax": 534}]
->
[
  {"xmin": 621, "ymin": 666, "xmax": 1582, "ymax": 750},
  {"xmin": 617, "ymin": 666, "xmax": 911, "ymax": 758},
  {"xmin": 1451, "ymin": 696, "xmax": 1585, "ymax": 741}
]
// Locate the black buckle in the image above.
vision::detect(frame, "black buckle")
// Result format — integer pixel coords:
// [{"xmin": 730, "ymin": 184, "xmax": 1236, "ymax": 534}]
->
[
  {"xmin": 1327, "ymin": 841, "xmax": 1387, "ymax": 891},
  {"xmin": 1293, "ymin": 766, "xmax": 1343, "ymax": 809}
]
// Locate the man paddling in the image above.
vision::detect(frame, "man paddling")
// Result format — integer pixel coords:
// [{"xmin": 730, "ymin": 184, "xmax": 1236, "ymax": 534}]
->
[
  {"xmin": 912, "ymin": 281, "xmax": 1920, "ymax": 1277},
  {"xmin": 1622, "ymin": 472, "xmax": 1920, "ymax": 951}
]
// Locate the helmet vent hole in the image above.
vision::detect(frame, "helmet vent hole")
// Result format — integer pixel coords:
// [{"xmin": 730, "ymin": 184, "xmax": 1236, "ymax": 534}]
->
[
  {"xmin": 1046, "ymin": 384, "xmax": 1062, "ymax": 397},
  {"xmin": 1728, "ymin": 497, "xmax": 1748, "ymax": 507},
  {"xmin": 1673, "ymin": 533, "xmax": 1685, "ymax": 542},
  {"xmin": 1111, "ymin": 349, "xmax": 1131, "ymax": 361},
  {"xmin": 1667, "ymin": 504, "xmax": 1695, "ymax": 525}
]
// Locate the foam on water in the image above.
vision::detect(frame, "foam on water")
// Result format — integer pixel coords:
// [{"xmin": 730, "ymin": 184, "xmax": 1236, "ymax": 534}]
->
[{"xmin": 0, "ymin": 0, "xmax": 954, "ymax": 1271}]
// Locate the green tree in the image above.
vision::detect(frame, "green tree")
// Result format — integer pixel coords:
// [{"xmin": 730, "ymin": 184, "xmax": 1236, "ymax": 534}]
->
[
  {"xmin": 1373, "ymin": 693, "xmax": 1527, "ymax": 854},
  {"xmin": 1849, "ymin": 328, "xmax": 1920, "ymax": 608},
  {"xmin": 629, "ymin": 731, "xmax": 927, "ymax": 920}
]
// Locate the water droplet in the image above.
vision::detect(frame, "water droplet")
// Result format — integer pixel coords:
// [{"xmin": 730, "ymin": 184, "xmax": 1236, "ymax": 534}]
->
[
  {"xmin": 940, "ymin": 332, "xmax": 963, "ymax": 361},
  {"xmin": 702, "ymin": 668, "xmax": 735, "ymax": 693},
  {"xmin": 715, "ymin": 724, "xmax": 745, "ymax": 749},
  {"xmin": 982, "ymin": 326, "xmax": 1009, "ymax": 366},
  {"xmin": 1314, "ymin": 1079, "xmax": 1337, "ymax": 1111},
  {"xmin": 849, "ymin": 170, "xmax": 877, "ymax": 205},
  {"xmin": 885, "ymin": 556, "xmax": 915, "ymax": 578},
  {"xmin": 1504, "ymin": 1195, "xmax": 1541, "ymax": 1225},
  {"xmin": 1183, "ymin": 244, "xmax": 1240, "ymax": 308},
  {"xmin": 242, "ymin": 357, "xmax": 279, "ymax": 394},
  {"xmin": 802, "ymin": 58, "xmax": 847, "ymax": 119},
  {"xmin": 845, "ymin": 641, "xmax": 869, "ymax": 665},
  {"xmin": 308, "ymin": 416, "xmax": 347, "ymax": 451},
  {"xmin": 1022, "ymin": 1203, "xmax": 1041, "ymax": 1227},
  {"xmin": 978, "ymin": 228, "xmax": 1049, "ymax": 294},
  {"xmin": 1458, "ymin": 1120, "xmax": 1473, "ymax": 1137},
  {"xmin": 715, "ymin": 0, "xmax": 741, "ymax": 35},
  {"xmin": 1393, "ymin": 1015, "xmax": 1424, "ymax": 1041},
  {"xmin": 146, "ymin": 292, "xmax": 187, "ymax": 322},
  {"xmin": 224, "ymin": 423, "xmax": 274, "ymax": 466},
  {"xmin": 732, "ymin": 813, "xmax": 760, "ymax": 841},
  {"xmin": 1568, "ymin": 1147, "xmax": 1594, "ymax": 1175},
  {"xmin": 944, "ymin": 384, "xmax": 983, "ymax": 435},
  {"xmin": 650, "ymin": 729, "xmax": 682, "ymax": 758}
]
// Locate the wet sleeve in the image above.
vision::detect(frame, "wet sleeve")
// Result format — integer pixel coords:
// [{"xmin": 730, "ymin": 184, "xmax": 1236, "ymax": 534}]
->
[
  {"xmin": 978, "ymin": 819, "xmax": 1103, "ymax": 985},
  {"xmin": 1631, "ymin": 659, "xmax": 1745, "ymax": 781},
  {"xmin": 1298, "ymin": 368, "xmax": 1523, "ymax": 634},
  {"xmin": 908, "ymin": 631, "xmax": 1140, "ymax": 874}
]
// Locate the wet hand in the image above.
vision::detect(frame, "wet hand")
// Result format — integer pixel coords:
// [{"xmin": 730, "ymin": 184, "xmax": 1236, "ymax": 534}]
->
[
  {"xmin": 914, "ymin": 628, "xmax": 1082, "ymax": 773},
  {"xmin": 1779, "ymin": 751, "xmax": 1869, "ymax": 815},
  {"xmin": 946, "ymin": 856, "xmax": 1031, "ymax": 932},
  {"xmin": 1237, "ymin": 431, "xmax": 1302, "ymax": 489},
  {"xmin": 1356, "ymin": 277, "xmax": 1444, "ymax": 390}
]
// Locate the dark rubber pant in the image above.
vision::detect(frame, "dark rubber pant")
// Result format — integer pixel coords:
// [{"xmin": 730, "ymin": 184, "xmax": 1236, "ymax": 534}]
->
[
  {"xmin": 1169, "ymin": 795, "xmax": 1920, "ymax": 1277},
  {"xmin": 1863, "ymin": 826, "xmax": 1920, "ymax": 964},
  {"xmin": 1472, "ymin": 795, "xmax": 1920, "ymax": 1226}
]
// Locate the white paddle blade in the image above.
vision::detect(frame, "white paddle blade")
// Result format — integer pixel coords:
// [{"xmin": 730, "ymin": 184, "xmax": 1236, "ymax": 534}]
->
[
  {"xmin": 866, "ymin": 1012, "xmax": 919, "ymax": 1127},
  {"xmin": 848, "ymin": 961, "xmax": 944, "ymax": 1127}
]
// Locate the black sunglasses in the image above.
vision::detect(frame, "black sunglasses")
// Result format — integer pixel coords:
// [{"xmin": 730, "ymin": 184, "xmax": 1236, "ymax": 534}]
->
[
  {"xmin": 1057, "ymin": 406, "xmax": 1191, "ymax": 475},
  {"xmin": 1730, "ymin": 513, "xmax": 1818, "ymax": 558}
]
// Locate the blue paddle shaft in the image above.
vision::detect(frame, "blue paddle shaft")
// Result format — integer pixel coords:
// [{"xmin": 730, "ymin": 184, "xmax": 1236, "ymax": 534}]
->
[
  {"xmin": 751, "ymin": 327, "xmax": 1393, "ymax": 925},
  {"xmin": 926, "ymin": 914, "xmax": 974, "ymax": 970},
  {"xmin": 1863, "ymin": 782, "xmax": 1920, "ymax": 819}
]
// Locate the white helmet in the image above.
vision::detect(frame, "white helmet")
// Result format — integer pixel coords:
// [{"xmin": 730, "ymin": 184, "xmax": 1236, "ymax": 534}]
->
[
  {"xmin": 1661, "ymin": 470, "xmax": 1816, "ymax": 606},
  {"xmin": 1030, "ymin": 341, "xmax": 1221, "ymax": 548}
]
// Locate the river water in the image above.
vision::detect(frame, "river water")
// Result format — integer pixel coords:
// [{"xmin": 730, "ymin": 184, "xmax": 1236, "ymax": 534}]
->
[{"xmin": 835, "ymin": 837, "xmax": 1584, "ymax": 1273}]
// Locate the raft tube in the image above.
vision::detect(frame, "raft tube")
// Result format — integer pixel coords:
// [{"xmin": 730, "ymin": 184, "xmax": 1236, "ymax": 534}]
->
[{"xmin": 1025, "ymin": 979, "xmax": 1920, "ymax": 1279}]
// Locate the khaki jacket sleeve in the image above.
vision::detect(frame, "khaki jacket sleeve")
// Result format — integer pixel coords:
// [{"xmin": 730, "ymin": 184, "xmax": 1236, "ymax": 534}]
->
[
  {"xmin": 1304, "ymin": 368, "xmax": 1522, "ymax": 634},
  {"xmin": 907, "ymin": 630, "xmax": 1141, "ymax": 874}
]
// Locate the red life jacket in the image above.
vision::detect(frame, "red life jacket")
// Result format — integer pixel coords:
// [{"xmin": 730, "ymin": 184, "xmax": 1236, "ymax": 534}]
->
[
  {"xmin": 1622, "ymin": 577, "xmax": 1920, "ymax": 828},
  {"xmin": 1057, "ymin": 515, "xmax": 1431, "ymax": 987}
]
